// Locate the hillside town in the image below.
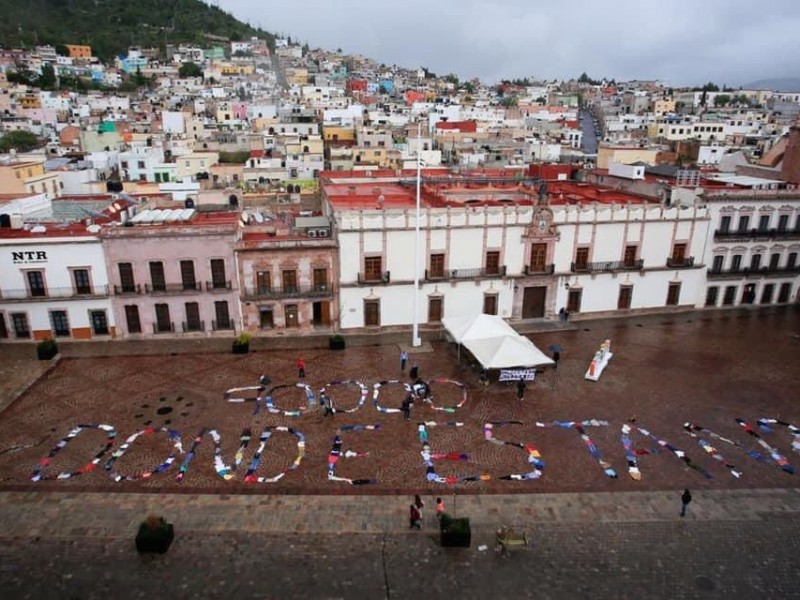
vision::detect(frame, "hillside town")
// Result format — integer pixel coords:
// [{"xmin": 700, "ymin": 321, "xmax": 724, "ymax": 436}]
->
[{"xmin": 0, "ymin": 38, "xmax": 799, "ymax": 342}]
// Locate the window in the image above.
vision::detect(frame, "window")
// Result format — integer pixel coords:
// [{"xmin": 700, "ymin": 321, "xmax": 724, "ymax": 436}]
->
[
  {"xmin": 787, "ymin": 252, "xmax": 797, "ymax": 269},
  {"xmin": 73, "ymin": 269, "xmax": 91, "ymax": 294},
  {"xmin": 0, "ymin": 313, "xmax": 7, "ymax": 339},
  {"xmin": 758, "ymin": 215, "xmax": 770, "ymax": 232},
  {"xmin": 705, "ymin": 287, "xmax": 719, "ymax": 307},
  {"xmin": 27, "ymin": 271, "xmax": 46, "ymax": 297},
  {"xmin": 428, "ymin": 297, "xmax": 443, "ymax": 323},
  {"xmin": 138, "ymin": 161, "xmax": 145, "ymax": 169},
  {"xmin": 777, "ymin": 214, "xmax": 789, "ymax": 232},
  {"xmin": 155, "ymin": 304, "xmax": 172, "ymax": 333},
  {"xmin": 285, "ymin": 304, "xmax": 299, "ymax": 328},
  {"xmin": 11, "ymin": 313, "xmax": 30, "ymax": 338},
  {"xmin": 530, "ymin": 244, "xmax": 547, "ymax": 272},
  {"xmin": 90, "ymin": 310, "xmax": 109, "ymax": 335},
  {"xmin": 712, "ymin": 255, "xmax": 724, "ymax": 273},
  {"xmin": 429, "ymin": 253, "xmax": 445, "ymax": 278},
  {"xmin": 125, "ymin": 305, "xmax": 141, "ymax": 333},
  {"xmin": 214, "ymin": 301, "xmax": 231, "ymax": 330},
  {"xmin": 364, "ymin": 299, "xmax": 380, "ymax": 326},
  {"xmin": 119, "ymin": 263, "xmax": 136, "ymax": 293},
  {"xmin": 256, "ymin": 271, "xmax": 271, "ymax": 294},
  {"xmin": 149, "ymin": 261, "xmax": 166, "ymax": 292},
  {"xmin": 50, "ymin": 310, "xmax": 70, "ymax": 337},
  {"xmin": 731, "ymin": 254, "xmax": 742, "ymax": 272},
  {"xmin": 482, "ymin": 294, "xmax": 498, "ymax": 316},
  {"xmin": 723, "ymin": 286, "xmax": 737, "ymax": 306},
  {"xmin": 617, "ymin": 286, "xmax": 632, "ymax": 310},
  {"xmin": 184, "ymin": 302, "xmax": 202, "ymax": 331},
  {"xmin": 750, "ymin": 254, "xmax": 762, "ymax": 271},
  {"xmin": 282, "ymin": 270, "xmax": 298, "ymax": 293},
  {"xmin": 180, "ymin": 260, "xmax": 197, "ymax": 290},
  {"xmin": 769, "ymin": 253, "xmax": 780, "ymax": 270},
  {"xmin": 666, "ymin": 282, "xmax": 681, "ymax": 306},
  {"xmin": 737, "ymin": 215, "xmax": 750, "ymax": 232},
  {"xmin": 671, "ymin": 243, "xmax": 687, "ymax": 262},
  {"xmin": 364, "ymin": 256, "xmax": 382, "ymax": 281},
  {"xmin": 313, "ymin": 268, "xmax": 328, "ymax": 291},
  {"xmin": 485, "ymin": 251, "xmax": 500, "ymax": 275},
  {"xmin": 210, "ymin": 259, "xmax": 227, "ymax": 288},
  {"xmin": 778, "ymin": 283, "xmax": 792, "ymax": 303},
  {"xmin": 574, "ymin": 247, "xmax": 589, "ymax": 270},
  {"xmin": 623, "ymin": 245, "xmax": 637, "ymax": 267},
  {"xmin": 760, "ymin": 284, "xmax": 775, "ymax": 304}
]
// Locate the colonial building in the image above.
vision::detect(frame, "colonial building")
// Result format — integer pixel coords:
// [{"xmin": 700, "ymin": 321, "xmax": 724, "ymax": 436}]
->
[
  {"xmin": 101, "ymin": 207, "xmax": 241, "ymax": 337},
  {"xmin": 321, "ymin": 170, "xmax": 711, "ymax": 331}
]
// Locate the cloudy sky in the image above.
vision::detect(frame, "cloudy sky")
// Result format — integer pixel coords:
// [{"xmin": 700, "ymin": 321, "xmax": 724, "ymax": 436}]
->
[{"xmin": 216, "ymin": 0, "xmax": 799, "ymax": 86}]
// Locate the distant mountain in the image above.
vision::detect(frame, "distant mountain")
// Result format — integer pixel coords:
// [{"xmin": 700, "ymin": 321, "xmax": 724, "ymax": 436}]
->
[
  {"xmin": 0, "ymin": 0, "xmax": 275, "ymax": 60},
  {"xmin": 743, "ymin": 78, "xmax": 800, "ymax": 93}
]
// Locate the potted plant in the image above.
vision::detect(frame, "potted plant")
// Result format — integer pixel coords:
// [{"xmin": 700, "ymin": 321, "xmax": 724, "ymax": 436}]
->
[
  {"xmin": 439, "ymin": 513, "xmax": 471, "ymax": 548},
  {"xmin": 329, "ymin": 334, "xmax": 346, "ymax": 350},
  {"xmin": 232, "ymin": 332, "xmax": 251, "ymax": 354},
  {"xmin": 36, "ymin": 339, "xmax": 58, "ymax": 361},
  {"xmin": 135, "ymin": 514, "xmax": 174, "ymax": 554}
]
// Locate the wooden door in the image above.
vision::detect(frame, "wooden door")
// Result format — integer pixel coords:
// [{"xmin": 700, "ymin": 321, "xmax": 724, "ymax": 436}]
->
[
  {"xmin": 428, "ymin": 297, "xmax": 443, "ymax": 322},
  {"xmin": 617, "ymin": 286, "xmax": 632, "ymax": 309},
  {"xmin": 522, "ymin": 286, "xmax": 546, "ymax": 318}
]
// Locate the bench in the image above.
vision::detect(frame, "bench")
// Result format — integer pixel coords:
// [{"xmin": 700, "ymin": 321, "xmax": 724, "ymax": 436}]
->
[{"xmin": 495, "ymin": 526, "xmax": 529, "ymax": 554}]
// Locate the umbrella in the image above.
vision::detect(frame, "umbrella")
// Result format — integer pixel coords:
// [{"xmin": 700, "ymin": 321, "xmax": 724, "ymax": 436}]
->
[{"xmin": 548, "ymin": 344, "xmax": 562, "ymax": 353}]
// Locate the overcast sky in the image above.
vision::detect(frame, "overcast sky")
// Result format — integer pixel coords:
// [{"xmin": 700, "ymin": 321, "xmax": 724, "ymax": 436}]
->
[{"xmin": 216, "ymin": 0, "xmax": 799, "ymax": 87}]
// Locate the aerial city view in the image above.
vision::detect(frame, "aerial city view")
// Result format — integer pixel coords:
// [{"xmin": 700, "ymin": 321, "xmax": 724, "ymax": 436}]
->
[{"xmin": 0, "ymin": 0, "xmax": 799, "ymax": 598}]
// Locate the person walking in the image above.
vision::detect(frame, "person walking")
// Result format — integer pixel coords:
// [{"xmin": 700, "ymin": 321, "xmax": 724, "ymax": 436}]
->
[
  {"xmin": 321, "ymin": 392, "xmax": 334, "ymax": 417},
  {"xmin": 400, "ymin": 350, "xmax": 409, "ymax": 373},
  {"xmin": 401, "ymin": 394, "xmax": 413, "ymax": 421},
  {"xmin": 409, "ymin": 364, "xmax": 419, "ymax": 380},
  {"xmin": 436, "ymin": 497, "xmax": 445, "ymax": 520},
  {"xmin": 297, "ymin": 357, "xmax": 306, "ymax": 379},
  {"xmin": 409, "ymin": 504, "xmax": 421, "ymax": 529},
  {"xmin": 552, "ymin": 350, "xmax": 561, "ymax": 370},
  {"xmin": 414, "ymin": 494, "xmax": 425, "ymax": 524},
  {"xmin": 680, "ymin": 489, "xmax": 692, "ymax": 517},
  {"xmin": 516, "ymin": 376, "xmax": 526, "ymax": 401}
]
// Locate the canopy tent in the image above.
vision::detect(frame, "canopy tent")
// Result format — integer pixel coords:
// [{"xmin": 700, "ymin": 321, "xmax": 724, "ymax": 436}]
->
[{"xmin": 442, "ymin": 314, "xmax": 555, "ymax": 369}]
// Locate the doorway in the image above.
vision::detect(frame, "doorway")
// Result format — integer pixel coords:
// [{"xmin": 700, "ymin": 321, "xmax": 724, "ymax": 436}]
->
[
  {"xmin": 522, "ymin": 286, "xmax": 546, "ymax": 318},
  {"xmin": 259, "ymin": 307, "xmax": 274, "ymax": 329},
  {"xmin": 313, "ymin": 301, "xmax": 331, "ymax": 326}
]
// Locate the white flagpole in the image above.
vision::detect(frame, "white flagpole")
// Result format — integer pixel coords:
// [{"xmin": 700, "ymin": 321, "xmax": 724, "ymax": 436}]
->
[{"xmin": 412, "ymin": 121, "xmax": 422, "ymax": 347}]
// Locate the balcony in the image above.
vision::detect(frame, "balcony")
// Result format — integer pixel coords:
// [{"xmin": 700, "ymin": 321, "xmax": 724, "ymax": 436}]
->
[
  {"xmin": 182, "ymin": 320, "xmax": 206, "ymax": 333},
  {"xmin": 113, "ymin": 284, "xmax": 141, "ymax": 295},
  {"xmin": 714, "ymin": 228, "xmax": 800, "ymax": 242},
  {"xmin": 152, "ymin": 322, "xmax": 175, "ymax": 334},
  {"xmin": 243, "ymin": 283, "xmax": 335, "ymax": 300},
  {"xmin": 212, "ymin": 319, "xmax": 234, "ymax": 331},
  {"xmin": 569, "ymin": 260, "xmax": 642, "ymax": 274},
  {"xmin": 524, "ymin": 264, "xmax": 556, "ymax": 276},
  {"xmin": 666, "ymin": 256, "xmax": 695, "ymax": 269},
  {"xmin": 205, "ymin": 280, "xmax": 232, "ymax": 291},
  {"xmin": 708, "ymin": 265, "xmax": 800, "ymax": 279},
  {"xmin": 145, "ymin": 282, "xmax": 203, "ymax": 294},
  {"xmin": 357, "ymin": 271, "xmax": 391, "ymax": 284},
  {"xmin": 0, "ymin": 285, "xmax": 110, "ymax": 300},
  {"xmin": 424, "ymin": 266, "xmax": 509, "ymax": 281}
]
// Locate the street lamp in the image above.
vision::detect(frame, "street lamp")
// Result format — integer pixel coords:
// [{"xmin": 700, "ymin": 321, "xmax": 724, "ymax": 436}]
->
[{"xmin": 411, "ymin": 121, "xmax": 422, "ymax": 348}]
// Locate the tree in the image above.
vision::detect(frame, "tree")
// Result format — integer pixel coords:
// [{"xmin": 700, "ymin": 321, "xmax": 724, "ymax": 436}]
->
[
  {"xmin": 55, "ymin": 44, "xmax": 69, "ymax": 57},
  {"xmin": 0, "ymin": 130, "xmax": 40, "ymax": 153},
  {"xmin": 38, "ymin": 64, "xmax": 57, "ymax": 90},
  {"xmin": 179, "ymin": 62, "xmax": 203, "ymax": 78},
  {"xmin": 713, "ymin": 94, "xmax": 731, "ymax": 107}
]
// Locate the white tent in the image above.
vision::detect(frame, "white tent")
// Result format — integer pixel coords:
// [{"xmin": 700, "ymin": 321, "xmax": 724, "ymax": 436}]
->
[
  {"xmin": 442, "ymin": 314, "xmax": 555, "ymax": 369},
  {"xmin": 467, "ymin": 335, "xmax": 554, "ymax": 369}
]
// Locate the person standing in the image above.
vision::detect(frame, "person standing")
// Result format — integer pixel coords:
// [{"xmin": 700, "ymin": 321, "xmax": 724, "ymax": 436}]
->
[
  {"xmin": 401, "ymin": 394, "xmax": 413, "ymax": 421},
  {"xmin": 436, "ymin": 497, "xmax": 445, "ymax": 520},
  {"xmin": 516, "ymin": 376, "xmax": 526, "ymax": 401},
  {"xmin": 409, "ymin": 504, "xmax": 421, "ymax": 529},
  {"xmin": 297, "ymin": 357, "xmax": 306, "ymax": 379},
  {"xmin": 680, "ymin": 489, "xmax": 692, "ymax": 517},
  {"xmin": 414, "ymin": 494, "xmax": 425, "ymax": 523},
  {"xmin": 552, "ymin": 350, "xmax": 561, "ymax": 370},
  {"xmin": 321, "ymin": 392, "xmax": 334, "ymax": 417},
  {"xmin": 409, "ymin": 364, "xmax": 419, "ymax": 380},
  {"xmin": 400, "ymin": 350, "xmax": 409, "ymax": 373}
]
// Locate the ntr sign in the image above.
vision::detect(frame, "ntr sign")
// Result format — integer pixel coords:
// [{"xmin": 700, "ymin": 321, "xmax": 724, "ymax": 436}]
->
[{"xmin": 12, "ymin": 250, "xmax": 48, "ymax": 264}]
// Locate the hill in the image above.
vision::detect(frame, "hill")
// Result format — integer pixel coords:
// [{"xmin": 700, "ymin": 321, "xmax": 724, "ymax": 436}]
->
[
  {"xmin": 743, "ymin": 78, "xmax": 800, "ymax": 93},
  {"xmin": 0, "ymin": 0, "xmax": 274, "ymax": 60}
]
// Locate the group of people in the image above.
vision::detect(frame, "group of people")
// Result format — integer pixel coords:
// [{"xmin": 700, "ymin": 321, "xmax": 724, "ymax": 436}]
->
[{"xmin": 409, "ymin": 495, "xmax": 446, "ymax": 529}]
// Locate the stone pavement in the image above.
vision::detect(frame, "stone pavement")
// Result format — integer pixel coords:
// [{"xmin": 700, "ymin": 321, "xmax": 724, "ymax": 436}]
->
[{"xmin": 0, "ymin": 488, "xmax": 799, "ymax": 599}]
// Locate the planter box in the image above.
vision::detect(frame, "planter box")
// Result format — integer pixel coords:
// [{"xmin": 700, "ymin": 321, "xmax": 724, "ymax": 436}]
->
[
  {"xmin": 232, "ymin": 342, "xmax": 250, "ymax": 354},
  {"xmin": 329, "ymin": 337, "xmax": 346, "ymax": 350},
  {"xmin": 135, "ymin": 522, "xmax": 174, "ymax": 554},
  {"xmin": 36, "ymin": 342, "xmax": 58, "ymax": 361},
  {"xmin": 440, "ymin": 515, "xmax": 471, "ymax": 548}
]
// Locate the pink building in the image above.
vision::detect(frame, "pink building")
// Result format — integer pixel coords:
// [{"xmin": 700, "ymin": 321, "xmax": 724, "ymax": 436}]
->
[{"xmin": 102, "ymin": 208, "xmax": 241, "ymax": 337}]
